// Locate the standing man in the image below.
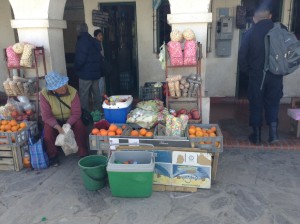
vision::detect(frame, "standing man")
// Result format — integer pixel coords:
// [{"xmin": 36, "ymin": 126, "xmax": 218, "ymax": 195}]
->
[
  {"xmin": 94, "ymin": 29, "xmax": 106, "ymax": 99},
  {"xmin": 238, "ymin": 5, "xmax": 283, "ymax": 145},
  {"xmin": 75, "ymin": 23, "xmax": 103, "ymax": 112}
]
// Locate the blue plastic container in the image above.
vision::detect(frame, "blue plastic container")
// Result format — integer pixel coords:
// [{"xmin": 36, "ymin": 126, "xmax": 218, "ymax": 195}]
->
[{"xmin": 102, "ymin": 95, "xmax": 133, "ymax": 124}]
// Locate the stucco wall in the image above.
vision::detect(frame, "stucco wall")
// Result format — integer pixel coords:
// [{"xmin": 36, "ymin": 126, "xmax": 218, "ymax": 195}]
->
[
  {"xmin": 281, "ymin": 0, "xmax": 300, "ymax": 97},
  {"xmin": 206, "ymin": 0, "xmax": 240, "ymax": 97},
  {"xmin": 0, "ymin": 1, "xmax": 15, "ymax": 92},
  {"xmin": 83, "ymin": 0, "xmax": 164, "ymax": 88}
]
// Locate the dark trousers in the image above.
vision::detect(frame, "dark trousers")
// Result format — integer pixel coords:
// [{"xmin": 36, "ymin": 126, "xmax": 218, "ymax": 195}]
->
[
  {"xmin": 79, "ymin": 79, "xmax": 102, "ymax": 112},
  {"xmin": 44, "ymin": 119, "xmax": 88, "ymax": 158},
  {"xmin": 248, "ymin": 72, "xmax": 283, "ymax": 126}
]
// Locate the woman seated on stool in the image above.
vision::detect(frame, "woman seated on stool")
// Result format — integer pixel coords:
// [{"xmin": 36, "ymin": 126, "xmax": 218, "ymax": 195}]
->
[{"xmin": 40, "ymin": 71, "xmax": 89, "ymax": 166}]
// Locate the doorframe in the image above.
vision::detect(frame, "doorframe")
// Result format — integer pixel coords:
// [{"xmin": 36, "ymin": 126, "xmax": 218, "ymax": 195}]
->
[{"xmin": 98, "ymin": 1, "xmax": 139, "ymax": 96}]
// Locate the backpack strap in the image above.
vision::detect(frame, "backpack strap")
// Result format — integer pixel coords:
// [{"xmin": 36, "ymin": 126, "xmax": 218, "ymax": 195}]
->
[
  {"xmin": 260, "ymin": 23, "xmax": 277, "ymax": 90},
  {"xmin": 261, "ymin": 34, "xmax": 270, "ymax": 90}
]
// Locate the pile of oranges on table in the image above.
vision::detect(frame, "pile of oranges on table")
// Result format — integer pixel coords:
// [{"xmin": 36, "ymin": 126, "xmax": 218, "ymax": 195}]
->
[
  {"xmin": 91, "ymin": 124, "xmax": 125, "ymax": 136},
  {"xmin": 130, "ymin": 128, "xmax": 153, "ymax": 137},
  {"xmin": 188, "ymin": 125, "xmax": 220, "ymax": 147},
  {"xmin": 91, "ymin": 124, "xmax": 154, "ymax": 138},
  {"xmin": 188, "ymin": 125, "xmax": 217, "ymax": 138},
  {"xmin": 0, "ymin": 119, "xmax": 27, "ymax": 133}
]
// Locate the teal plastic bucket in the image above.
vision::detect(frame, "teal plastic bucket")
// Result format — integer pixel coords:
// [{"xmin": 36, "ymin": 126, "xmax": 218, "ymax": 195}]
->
[{"xmin": 78, "ymin": 155, "xmax": 108, "ymax": 191}]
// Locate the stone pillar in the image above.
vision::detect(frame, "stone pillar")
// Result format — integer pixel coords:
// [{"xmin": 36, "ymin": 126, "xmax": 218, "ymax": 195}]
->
[
  {"xmin": 9, "ymin": 0, "xmax": 67, "ymax": 76},
  {"xmin": 167, "ymin": 0, "xmax": 212, "ymax": 123}
]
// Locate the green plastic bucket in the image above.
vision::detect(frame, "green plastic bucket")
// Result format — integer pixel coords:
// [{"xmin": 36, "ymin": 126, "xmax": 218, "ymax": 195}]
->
[{"xmin": 78, "ymin": 155, "xmax": 108, "ymax": 191}]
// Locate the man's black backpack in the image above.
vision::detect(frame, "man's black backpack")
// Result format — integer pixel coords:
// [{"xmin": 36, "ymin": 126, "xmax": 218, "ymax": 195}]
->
[
  {"xmin": 261, "ymin": 22, "xmax": 300, "ymax": 88},
  {"xmin": 264, "ymin": 22, "xmax": 300, "ymax": 75}
]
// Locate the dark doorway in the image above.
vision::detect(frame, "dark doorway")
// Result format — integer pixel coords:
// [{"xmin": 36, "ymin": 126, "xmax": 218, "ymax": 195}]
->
[
  {"xmin": 237, "ymin": 0, "xmax": 283, "ymax": 98},
  {"xmin": 291, "ymin": 0, "xmax": 300, "ymax": 40},
  {"xmin": 99, "ymin": 3, "xmax": 138, "ymax": 97}
]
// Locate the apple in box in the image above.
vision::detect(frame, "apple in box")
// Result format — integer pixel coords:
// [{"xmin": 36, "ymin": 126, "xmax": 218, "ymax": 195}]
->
[
  {"xmin": 176, "ymin": 108, "xmax": 187, "ymax": 117},
  {"xmin": 190, "ymin": 108, "xmax": 200, "ymax": 120},
  {"xmin": 25, "ymin": 110, "xmax": 33, "ymax": 116}
]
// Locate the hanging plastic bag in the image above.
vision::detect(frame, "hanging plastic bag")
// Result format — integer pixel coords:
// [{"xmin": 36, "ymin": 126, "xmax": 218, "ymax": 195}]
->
[
  {"xmin": 29, "ymin": 130, "xmax": 49, "ymax": 169},
  {"xmin": 55, "ymin": 124, "xmax": 78, "ymax": 156}
]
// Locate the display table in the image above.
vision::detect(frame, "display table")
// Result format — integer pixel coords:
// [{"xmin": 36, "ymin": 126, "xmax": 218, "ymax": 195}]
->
[{"xmin": 90, "ymin": 124, "xmax": 223, "ymax": 190}]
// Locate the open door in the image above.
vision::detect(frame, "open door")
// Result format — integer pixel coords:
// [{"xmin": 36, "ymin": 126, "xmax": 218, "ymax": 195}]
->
[{"xmin": 99, "ymin": 2, "xmax": 138, "ymax": 97}]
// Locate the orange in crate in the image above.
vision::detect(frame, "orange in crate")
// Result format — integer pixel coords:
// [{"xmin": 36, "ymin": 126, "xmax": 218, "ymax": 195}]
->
[
  {"xmin": 130, "ymin": 130, "xmax": 139, "ymax": 136},
  {"xmin": 139, "ymin": 128, "xmax": 147, "ymax": 136},
  {"xmin": 108, "ymin": 124, "xmax": 118, "ymax": 132},
  {"xmin": 145, "ymin": 132, "xmax": 153, "ymax": 137},
  {"xmin": 116, "ymin": 128, "xmax": 123, "ymax": 135},
  {"xmin": 91, "ymin": 128, "xmax": 99, "ymax": 135}
]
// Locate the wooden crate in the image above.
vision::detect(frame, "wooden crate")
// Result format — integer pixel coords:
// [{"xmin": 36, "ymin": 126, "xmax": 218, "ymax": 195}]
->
[
  {"xmin": 153, "ymin": 184, "xmax": 197, "ymax": 192},
  {"xmin": 0, "ymin": 144, "xmax": 26, "ymax": 171}
]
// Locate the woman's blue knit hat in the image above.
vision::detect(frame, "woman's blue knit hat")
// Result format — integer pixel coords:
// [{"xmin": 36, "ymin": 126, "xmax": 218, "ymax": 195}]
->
[{"xmin": 45, "ymin": 71, "xmax": 69, "ymax": 91}]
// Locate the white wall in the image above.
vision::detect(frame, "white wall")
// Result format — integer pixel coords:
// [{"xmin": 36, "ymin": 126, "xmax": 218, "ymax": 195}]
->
[
  {"xmin": 83, "ymin": 0, "xmax": 164, "ymax": 87},
  {"xmin": 206, "ymin": 0, "xmax": 240, "ymax": 97},
  {"xmin": 281, "ymin": 0, "xmax": 300, "ymax": 97},
  {"xmin": 0, "ymin": 1, "xmax": 16, "ymax": 92}
]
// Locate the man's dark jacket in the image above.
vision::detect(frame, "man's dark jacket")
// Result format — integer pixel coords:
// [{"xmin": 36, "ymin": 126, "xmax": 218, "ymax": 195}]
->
[
  {"xmin": 74, "ymin": 32, "xmax": 103, "ymax": 80},
  {"xmin": 238, "ymin": 19, "xmax": 274, "ymax": 76}
]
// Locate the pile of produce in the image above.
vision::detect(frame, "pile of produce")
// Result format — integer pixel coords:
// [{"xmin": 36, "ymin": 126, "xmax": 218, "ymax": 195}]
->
[
  {"xmin": 170, "ymin": 108, "xmax": 201, "ymax": 120},
  {"xmin": 167, "ymin": 74, "xmax": 201, "ymax": 98},
  {"xmin": 0, "ymin": 96, "xmax": 35, "ymax": 121}
]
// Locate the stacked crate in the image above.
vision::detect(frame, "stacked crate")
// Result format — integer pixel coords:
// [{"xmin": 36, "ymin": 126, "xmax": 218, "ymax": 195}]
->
[{"xmin": 0, "ymin": 121, "xmax": 38, "ymax": 171}]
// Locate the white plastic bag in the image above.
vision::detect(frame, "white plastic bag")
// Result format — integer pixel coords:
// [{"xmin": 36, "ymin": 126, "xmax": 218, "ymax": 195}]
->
[{"xmin": 55, "ymin": 124, "xmax": 78, "ymax": 156}]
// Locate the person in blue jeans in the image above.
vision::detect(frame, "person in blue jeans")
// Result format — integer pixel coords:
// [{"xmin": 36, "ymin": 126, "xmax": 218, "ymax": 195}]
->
[
  {"xmin": 238, "ymin": 5, "xmax": 283, "ymax": 145},
  {"xmin": 75, "ymin": 23, "xmax": 103, "ymax": 112}
]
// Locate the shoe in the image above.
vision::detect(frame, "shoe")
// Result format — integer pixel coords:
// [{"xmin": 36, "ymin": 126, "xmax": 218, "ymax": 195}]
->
[
  {"xmin": 269, "ymin": 122, "xmax": 279, "ymax": 144},
  {"xmin": 49, "ymin": 156, "xmax": 60, "ymax": 167},
  {"xmin": 249, "ymin": 126, "xmax": 261, "ymax": 145}
]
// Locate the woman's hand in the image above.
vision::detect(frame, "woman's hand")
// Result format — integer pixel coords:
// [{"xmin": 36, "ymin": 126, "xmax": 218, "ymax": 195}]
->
[{"xmin": 54, "ymin": 124, "xmax": 65, "ymax": 134}]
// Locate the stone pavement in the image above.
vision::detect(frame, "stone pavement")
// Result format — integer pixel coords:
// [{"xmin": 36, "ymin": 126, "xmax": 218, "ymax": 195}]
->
[{"xmin": 1, "ymin": 149, "xmax": 300, "ymax": 224}]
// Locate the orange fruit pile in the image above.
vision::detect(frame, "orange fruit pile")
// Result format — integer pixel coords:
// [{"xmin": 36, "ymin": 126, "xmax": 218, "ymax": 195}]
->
[
  {"xmin": 188, "ymin": 125, "xmax": 217, "ymax": 138},
  {"xmin": 188, "ymin": 125, "xmax": 220, "ymax": 147},
  {"xmin": 0, "ymin": 120, "xmax": 27, "ymax": 133},
  {"xmin": 91, "ymin": 124, "xmax": 124, "ymax": 136},
  {"xmin": 131, "ymin": 128, "xmax": 153, "ymax": 137}
]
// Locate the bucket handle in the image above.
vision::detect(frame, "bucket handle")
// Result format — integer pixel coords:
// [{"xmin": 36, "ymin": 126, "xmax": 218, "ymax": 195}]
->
[{"xmin": 81, "ymin": 156, "xmax": 108, "ymax": 182}]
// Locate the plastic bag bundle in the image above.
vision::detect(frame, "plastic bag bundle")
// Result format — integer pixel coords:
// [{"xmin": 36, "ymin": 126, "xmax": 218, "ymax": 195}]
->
[
  {"xmin": 183, "ymin": 28, "xmax": 196, "ymax": 41},
  {"xmin": 20, "ymin": 44, "xmax": 35, "ymax": 67},
  {"xmin": 12, "ymin": 42, "xmax": 25, "ymax": 54},
  {"xmin": 170, "ymin": 29, "xmax": 183, "ymax": 42},
  {"xmin": 55, "ymin": 124, "xmax": 78, "ymax": 156},
  {"xmin": 6, "ymin": 46, "xmax": 21, "ymax": 67}
]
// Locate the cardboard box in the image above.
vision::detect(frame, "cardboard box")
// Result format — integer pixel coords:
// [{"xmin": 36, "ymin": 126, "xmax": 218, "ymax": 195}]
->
[{"xmin": 153, "ymin": 150, "xmax": 212, "ymax": 189}]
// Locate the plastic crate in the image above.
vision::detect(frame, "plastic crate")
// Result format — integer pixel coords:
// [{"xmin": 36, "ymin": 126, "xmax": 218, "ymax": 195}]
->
[
  {"xmin": 0, "ymin": 121, "xmax": 38, "ymax": 146},
  {"xmin": 89, "ymin": 134, "xmax": 110, "ymax": 150},
  {"xmin": 187, "ymin": 124, "xmax": 223, "ymax": 153},
  {"xmin": 89, "ymin": 124, "xmax": 129, "ymax": 150},
  {"xmin": 139, "ymin": 82, "xmax": 163, "ymax": 100}
]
